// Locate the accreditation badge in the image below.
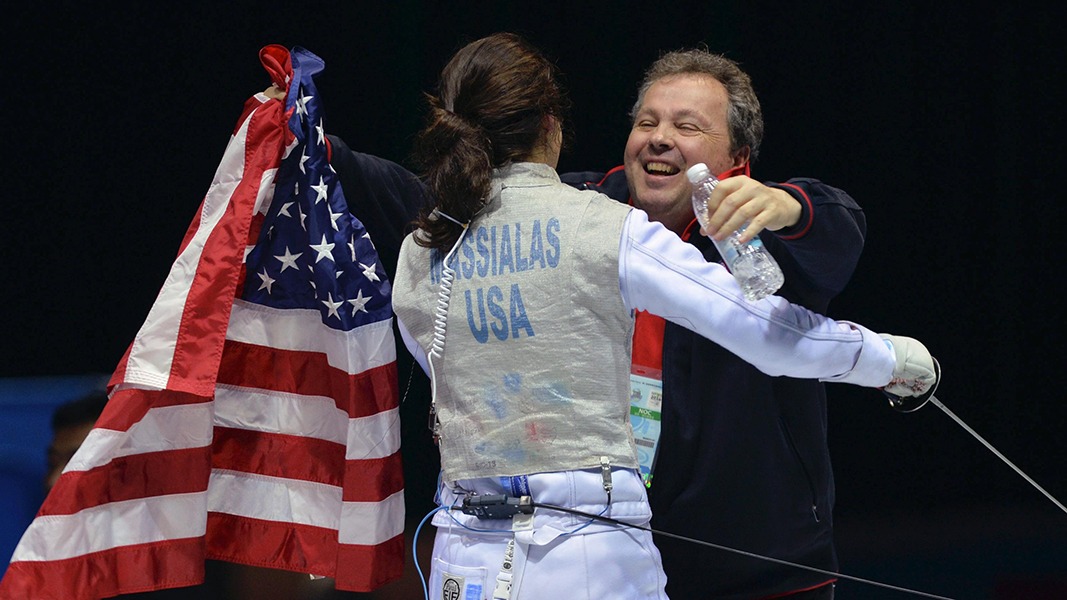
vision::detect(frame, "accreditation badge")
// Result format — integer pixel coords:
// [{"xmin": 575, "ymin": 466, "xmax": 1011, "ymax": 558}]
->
[{"xmin": 629, "ymin": 366, "xmax": 663, "ymax": 488}]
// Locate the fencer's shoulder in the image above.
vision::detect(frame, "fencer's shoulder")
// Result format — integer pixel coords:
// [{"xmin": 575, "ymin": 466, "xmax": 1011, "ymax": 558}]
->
[{"xmin": 562, "ymin": 184, "xmax": 633, "ymax": 220}]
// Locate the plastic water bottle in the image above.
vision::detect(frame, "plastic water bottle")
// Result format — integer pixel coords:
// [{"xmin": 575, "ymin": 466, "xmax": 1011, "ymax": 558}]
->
[{"xmin": 686, "ymin": 163, "xmax": 784, "ymax": 301}]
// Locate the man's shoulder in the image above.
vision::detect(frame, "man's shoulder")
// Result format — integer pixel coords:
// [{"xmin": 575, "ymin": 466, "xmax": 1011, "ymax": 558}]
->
[{"xmin": 559, "ymin": 166, "xmax": 629, "ymax": 203}]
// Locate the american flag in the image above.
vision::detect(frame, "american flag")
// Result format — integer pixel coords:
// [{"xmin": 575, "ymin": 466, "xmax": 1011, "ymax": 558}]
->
[{"xmin": 0, "ymin": 45, "xmax": 405, "ymax": 598}]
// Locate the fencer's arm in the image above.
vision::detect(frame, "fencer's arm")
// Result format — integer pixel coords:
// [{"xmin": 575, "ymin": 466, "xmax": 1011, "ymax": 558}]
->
[
  {"xmin": 618, "ymin": 208, "xmax": 895, "ymax": 388},
  {"xmin": 396, "ymin": 316, "xmax": 430, "ymax": 375}
]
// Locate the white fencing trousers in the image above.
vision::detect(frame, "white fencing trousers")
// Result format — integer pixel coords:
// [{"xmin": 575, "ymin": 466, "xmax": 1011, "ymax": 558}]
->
[{"xmin": 428, "ymin": 468, "xmax": 669, "ymax": 600}]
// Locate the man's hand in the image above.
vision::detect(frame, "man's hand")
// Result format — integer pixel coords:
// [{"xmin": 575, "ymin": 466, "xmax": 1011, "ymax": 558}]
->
[{"xmin": 702, "ymin": 175, "xmax": 802, "ymax": 243}]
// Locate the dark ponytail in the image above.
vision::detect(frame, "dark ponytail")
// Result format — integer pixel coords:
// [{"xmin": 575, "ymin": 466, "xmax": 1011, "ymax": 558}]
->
[{"xmin": 412, "ymin": 33, "xmax": 570, "ymax": 251}]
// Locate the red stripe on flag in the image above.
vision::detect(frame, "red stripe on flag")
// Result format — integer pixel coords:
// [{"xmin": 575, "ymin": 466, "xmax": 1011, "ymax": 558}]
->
[
  {"xmin": 335, "ymin": 536, "xmax": 405, "ymax": 592},
  {"xmin": 0, "ymin": 537, "xmax": 205, "ymax": 600},
  {"xmin": 167, "ymin": 103, "xmax": 287, "ymax": 398},
  {"xmin": 236, "ymin": 209, "xmax": 265, "ymax": 293},
  {"xmin": 342, "ymin": 452, "xmax": 404, "ymax": 503},
  {"xmin": 236, "ymin": 263, "xmax": 248, "ymax": 299},
  {"xmin": 218, "ymin": 339, "xmax": 399, "ymax": 418},
  {"xmin": 248, "ymin": 211, "xmax": 266, "ymax": 245},
  {"xmin": 204, "ymin": 512, "xmax": 404, "ymax": 593},
  {"xmin": 95, "ymin": 387, "xmax": 212, "ymax": 432},
  {"xmin": 211, "ymin": 428, "xmax": 404, "ymax": 501},
  {"xmin": 205, "ymin": 512, "xmax": 338, "ymax": 577},
  {"xmin": 39, "ymin": 446, "xmax": 212, "ymax": 516},
  {"xmin": 212, "ymin": 427, "xmax": 345, "ymax": 486},
  {"xmin": 108, "ymin": 101, "xmax": 284, "ymax": 394}
]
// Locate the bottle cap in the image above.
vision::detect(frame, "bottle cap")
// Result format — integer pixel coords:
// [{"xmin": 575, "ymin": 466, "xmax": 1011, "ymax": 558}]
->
[{"xmin": 686, "ymin": 163, "xmax": 711, "ymax": 184}]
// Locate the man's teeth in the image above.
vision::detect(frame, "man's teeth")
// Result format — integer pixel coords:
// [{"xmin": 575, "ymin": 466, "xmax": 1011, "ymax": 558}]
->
[{"xmin": 645, "ymin": 163, "xmax": 679, "ymax": 175}]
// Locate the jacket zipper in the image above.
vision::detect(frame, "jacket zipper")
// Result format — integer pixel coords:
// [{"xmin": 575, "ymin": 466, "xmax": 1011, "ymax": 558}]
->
[{"xmin": 779, "ymin": 417, "xmax": 820, "ymax": 523}]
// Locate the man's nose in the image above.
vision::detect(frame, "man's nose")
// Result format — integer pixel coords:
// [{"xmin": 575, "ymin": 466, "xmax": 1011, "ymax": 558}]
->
[{"xmin": 648, "ymin": 125, "xmax": 673, "ymax": 148}]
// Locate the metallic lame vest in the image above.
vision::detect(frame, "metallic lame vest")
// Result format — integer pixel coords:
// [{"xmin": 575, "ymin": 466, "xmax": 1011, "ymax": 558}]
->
[{"xmin": 393, "ymin": 162, "xmax": 636, "ymax": 481}]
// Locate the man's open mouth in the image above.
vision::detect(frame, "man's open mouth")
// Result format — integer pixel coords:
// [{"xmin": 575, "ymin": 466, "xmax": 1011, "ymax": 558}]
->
[{"xmin": 644, "ymin": 162, "xmax": 680, "ymax": 175}]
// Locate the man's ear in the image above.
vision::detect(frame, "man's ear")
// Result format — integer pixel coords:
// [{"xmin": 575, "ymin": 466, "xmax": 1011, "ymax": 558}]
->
[{"xmin": 732, "ymin": 145, "xmax": 751, "ymax": 168}]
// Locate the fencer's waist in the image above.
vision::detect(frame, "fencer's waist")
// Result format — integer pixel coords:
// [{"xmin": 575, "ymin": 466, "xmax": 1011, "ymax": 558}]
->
[{"xmin": 433, "ymin": 467, "xmax": 651, "ymax": 534}]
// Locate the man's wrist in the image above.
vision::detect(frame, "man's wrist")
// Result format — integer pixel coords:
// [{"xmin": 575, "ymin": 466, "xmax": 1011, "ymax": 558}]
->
[{"xmin": 768, "ymin": 182, "xmax": 814, "ymax": 239}]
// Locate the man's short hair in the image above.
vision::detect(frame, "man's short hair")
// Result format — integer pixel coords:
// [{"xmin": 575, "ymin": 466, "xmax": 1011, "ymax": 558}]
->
[{"xmin": 631, "ymin": 49, "xmax": 764, "ymax": 161}]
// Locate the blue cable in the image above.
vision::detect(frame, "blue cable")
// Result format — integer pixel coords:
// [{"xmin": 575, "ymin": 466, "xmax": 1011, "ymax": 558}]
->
[{"xmin": 413, "ymin": 505, "xmax": 448, "ymax": 600}]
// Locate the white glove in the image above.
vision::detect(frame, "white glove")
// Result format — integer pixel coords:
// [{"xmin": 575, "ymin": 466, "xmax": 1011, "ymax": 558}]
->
[{"xmin": 879, "ymin": 334, "xmax": 938, "ymax": 397}]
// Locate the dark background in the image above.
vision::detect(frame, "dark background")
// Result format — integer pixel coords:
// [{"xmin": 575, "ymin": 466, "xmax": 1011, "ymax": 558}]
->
[{"xmin": 4, "ymin": 2, "xmax": 1066, "ymax": 598}]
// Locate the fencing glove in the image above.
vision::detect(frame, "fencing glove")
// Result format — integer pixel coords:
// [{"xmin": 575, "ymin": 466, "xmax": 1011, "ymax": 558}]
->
[{"xmin": 879, "ymin": 334, "xmax": 938, "ymax": 398}]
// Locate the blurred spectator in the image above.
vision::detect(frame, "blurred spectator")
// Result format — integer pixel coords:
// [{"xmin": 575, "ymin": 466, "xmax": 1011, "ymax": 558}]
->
[{"xmin": 44, "ymin": 390, "xmax": 107, "ymax": 491}]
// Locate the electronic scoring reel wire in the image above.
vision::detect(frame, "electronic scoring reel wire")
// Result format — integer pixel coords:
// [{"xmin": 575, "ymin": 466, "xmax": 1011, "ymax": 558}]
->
[{"xmin": 426, "ymin": 210, "xmax": 472, "ymax": 440}]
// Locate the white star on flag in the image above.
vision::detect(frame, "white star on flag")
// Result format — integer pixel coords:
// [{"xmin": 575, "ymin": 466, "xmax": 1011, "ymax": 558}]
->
[
  {"xmin": 296, "ymin": 91, "xmax": 313, "ymax": 119},
  {"xmin": 275, "ymin": 247, "xmax": 302, "ymax": 272},
  {"xmin": 360, "ymin": 262, "xmax": 380, "ymax": 282},
  {"xmin": 310, "ymin": 235, "xmax": 335, "ymax": 263},
  {"xmin": 257, "ymin": 269, "xmax": 276, "ymax": 293},
  {"xmin": 348, "ymin": 289, "xmax": 371, "ymax": 315},
  {"xmin": 321, "ymin": 292, "xmax": 343, "ymax": 320},
  {"xmin": 311, "ymin": 176, "xmax": 328, "ymax": 204}
]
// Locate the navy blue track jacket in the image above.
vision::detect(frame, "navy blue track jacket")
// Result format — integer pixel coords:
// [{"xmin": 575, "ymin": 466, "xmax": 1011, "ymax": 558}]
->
[{"xmin": 562, "ymin": 167, "xmax": 866, "ymax": 600}]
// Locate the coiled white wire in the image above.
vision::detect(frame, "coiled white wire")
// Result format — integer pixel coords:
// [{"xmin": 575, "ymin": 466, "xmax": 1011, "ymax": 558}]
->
[{"xmin": 426, "ymin": 222, "xmax": 472, "ymax": 436}]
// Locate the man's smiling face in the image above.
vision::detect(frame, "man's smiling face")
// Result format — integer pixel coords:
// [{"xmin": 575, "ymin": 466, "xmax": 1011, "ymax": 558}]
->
[{"xmin": 624, "ymin": 73, "xmax": 745, "ymax": 233}]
